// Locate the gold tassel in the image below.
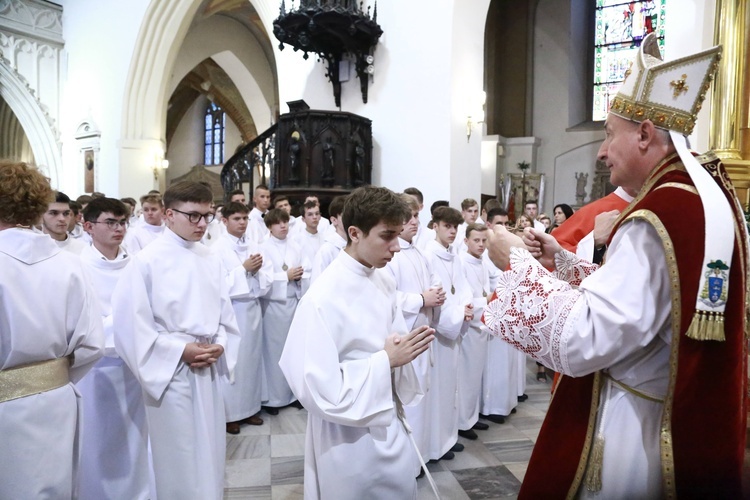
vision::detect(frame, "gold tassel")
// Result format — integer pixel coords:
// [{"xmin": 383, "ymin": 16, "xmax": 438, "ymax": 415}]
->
[
  {"xmin": 699, "ymin": 312, "xmax": 709, "ymax": 339},
  {"xmin": 685, "ymin": 310, "xmax": 726, "ymax": 341},
  {"xmin": 584, "ymin": 436, "xmax": 605, "ymax": 492},
  {"xmin": 686, "ymin": 311, "xmax": 704, "ymax": 340},
  {"xmin": 711, "ymin": 312, "xmax": 726, "ymax": 341}
]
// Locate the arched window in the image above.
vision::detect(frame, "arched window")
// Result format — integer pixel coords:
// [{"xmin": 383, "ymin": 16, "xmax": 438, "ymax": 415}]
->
[
  {"xmin": 593, "ymin": 0, "xmax": 666, "ymax": 121},
  {"xmin": 204, "ymin": 101, "xmax": 225, "ymax": 165}
]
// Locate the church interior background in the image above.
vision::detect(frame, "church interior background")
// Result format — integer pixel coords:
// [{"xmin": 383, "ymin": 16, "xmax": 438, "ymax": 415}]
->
[
  {"xmin": 2, "ymin": 0, "xmax": 749, "ymax": 497},
  {"xmin": 2, "ymin": 0, "xmax": 747, "ymax": 220}
]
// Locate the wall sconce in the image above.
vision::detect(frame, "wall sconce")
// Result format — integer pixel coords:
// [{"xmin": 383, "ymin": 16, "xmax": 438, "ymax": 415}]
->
[
  {"xmin": 466, "ymin": 91, "xmax": 487, "ymax": 142},
  {"xmin": 152, "ymin": 153, "xmax": 169, "ymax": 181}
]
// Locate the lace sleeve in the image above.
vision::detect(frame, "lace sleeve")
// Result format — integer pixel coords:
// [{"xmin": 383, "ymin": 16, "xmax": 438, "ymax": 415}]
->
[
  {"xmin": 483, "ymin": 247, "xmax": 581, "ymax": 371},
  {"xmin": 554, "ymin": 248, "xmax": 599, "ymax": 286}
]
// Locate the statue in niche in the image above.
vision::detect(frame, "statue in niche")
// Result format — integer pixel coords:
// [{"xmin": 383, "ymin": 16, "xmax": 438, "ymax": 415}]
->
[
  {"xmin": 322, "ymin": 137, "xmax": 335, "ymax": 184},
  {"xmin": 288, "ymin": 131, "xmax": 301, "ymax": 183},
  {"xmin": 352, "ymin": 139, "xmax": 365, "ymax": 185},
  {"xmin": 575, "ymin": 172, "xmax": 588, "ymax": 205}
]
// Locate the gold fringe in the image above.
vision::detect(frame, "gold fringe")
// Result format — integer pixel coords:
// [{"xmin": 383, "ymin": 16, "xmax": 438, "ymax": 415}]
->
[
  {"xmin": 584, "ymin": 436, "xmax": 605, "ymax": 492},
  {"xmin": 685, "ymin": 310, "xmax": 725, "ymax": 341}
]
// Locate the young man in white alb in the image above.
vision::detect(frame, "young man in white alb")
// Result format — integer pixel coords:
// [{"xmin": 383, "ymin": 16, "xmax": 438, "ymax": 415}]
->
[
  {"xmin": 213, "ymin": 201, "xmax": 273, "ymax": 434},
  {"xmin": 248, "ymin": 184, "xmax": 271, "ymax": 243},
  {"xmin": 112, "ymin": 181, "xmax": 240, "ymax": 500},
  {"xmin": 311, "ymin": 194, "xmax": 348, "ymax": 281},
  {"xmin": 259, "ymin": 208, "xmax": 307, "ymax": 413},
  {"xmin": 280, "ymin": 186, "xmax": 435, "ymax": 499},
  {"xmin": 76, "ymin": 197, "xmax": 149, "ymax": 499},
  {"xmin": 293, "ymin": 200, "xmax": 323, "ymax": 293},
  {"xmin": 41, "ymin": 191, "xmax": 87, "ymax": 254},
  {"xmin": 423, "ymin": 206, "xmax": 473, "ymax": 459},
  {"xmin": 294, "ymin": 193, "xmax": 331, "ymax": 236},
  {"xmin": 479, "ymin": 209, "xmax": 518, "ymax": 423},
  {"xmin": 456, "ymin": 222, "xmax": 493, "ymax": 439},
  {"xmin": 386, "ymin": 194, "xmax": 445, "ymax": 470},
  {"xmin": 123, "ymin": 193, "xmax": 165, "ymax": 254},
  {"xmin": 273, "ymin": 195, "xmax": 300, "ymax": 234},
  {"xmin": 454, "ymin": 197, "xmax": 479, "ymax": 254}
]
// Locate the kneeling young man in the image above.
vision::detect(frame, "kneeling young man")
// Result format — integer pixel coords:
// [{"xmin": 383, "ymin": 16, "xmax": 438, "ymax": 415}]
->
[
  {"xmin": 279, "ymin": 186, "xmax": 435, "ymax": 499},
  {"xmin": 112, "ymin": 181, "xmax": 240, "ymax": 499}
]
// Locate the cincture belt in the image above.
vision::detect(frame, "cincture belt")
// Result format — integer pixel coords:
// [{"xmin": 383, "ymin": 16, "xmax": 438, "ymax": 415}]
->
[
  {"xmin": 0, "ymin": 356, "xmax": 71, "ymax": 403},
  {"xmin": 602, "ymin": 372, "xmax": 665, "ymax": 404}
]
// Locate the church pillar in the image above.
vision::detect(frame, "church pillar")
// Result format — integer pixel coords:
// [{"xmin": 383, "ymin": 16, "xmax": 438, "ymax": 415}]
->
[{"xmin": 710, "ymin": 0, "xmax": 750, "ymax": 206}]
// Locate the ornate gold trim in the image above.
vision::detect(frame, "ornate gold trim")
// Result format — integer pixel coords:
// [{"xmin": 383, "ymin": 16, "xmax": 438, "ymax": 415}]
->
[
  {"xmin": 623, "ymin": 209, "xmax": 681, "ymax": 499},
  {"xmin": 654, "ymin": 182, "xmax": 699, "ymax": 195},
  {"xmin": 610, "ymin": 95, "xmax": 697, "ymax": 136},
  {"xmin": 611, "ymin": 154, "xmax": 683, "ymax": 230},
  {"xmin": 565, "ymin": 372, "xmax": 603, "ymax": 500}
]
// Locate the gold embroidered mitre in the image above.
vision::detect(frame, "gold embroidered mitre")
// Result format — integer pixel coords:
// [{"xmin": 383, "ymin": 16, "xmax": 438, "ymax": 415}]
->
[{"xmin": 609, "ymin": 33, "xmax": 721, "ymax": 136}]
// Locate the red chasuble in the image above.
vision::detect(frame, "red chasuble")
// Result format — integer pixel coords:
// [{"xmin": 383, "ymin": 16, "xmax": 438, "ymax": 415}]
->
[
  {"xmin": 551, "ymin": 191, "xmax": 632, "ymax": 253},
  {"xmin": 515, "ymin": 153, "xmax": 748, "ymax": 499}
]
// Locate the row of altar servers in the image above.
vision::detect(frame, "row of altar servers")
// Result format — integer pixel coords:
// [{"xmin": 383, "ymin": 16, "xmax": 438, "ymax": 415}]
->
[{"xmin": 72, "ymin": 208, "xmax": 528, "ymax": 498}]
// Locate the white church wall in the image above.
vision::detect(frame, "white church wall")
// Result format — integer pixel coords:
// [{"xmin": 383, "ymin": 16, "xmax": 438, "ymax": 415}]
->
[
  {"xmin": 271, "ymin": 0, "xmax": 489, "ymax": 213},
  {"xmin": 58, "ymin": 0, "xmax": 151, "ymax": 198},
  {"xmin": 167, "ymin": 95, "xmax": 206, "ymax": 184},
  {"xmin": 532, "ymin": 0, "xmax": 603, "ymax": 210}
]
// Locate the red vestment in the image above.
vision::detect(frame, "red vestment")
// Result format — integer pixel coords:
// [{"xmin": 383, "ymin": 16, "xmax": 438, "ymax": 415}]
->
[
  {"xmin": 510, "ymin": 153, "xmax": 747, "ymax": 498},
  {"xmin": 551, "ymin": 190, "xmax": 632, "ymax": 253}
]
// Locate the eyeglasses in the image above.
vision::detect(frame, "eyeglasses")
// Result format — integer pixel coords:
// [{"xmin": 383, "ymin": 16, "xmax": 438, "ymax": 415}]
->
[
  {"xmin": 90, "ymin": 219, "xmax": 129, "ymax": 229},
  {"xmin": 172, "ymin": 208, "xmax": 215, "ymax": 224}
]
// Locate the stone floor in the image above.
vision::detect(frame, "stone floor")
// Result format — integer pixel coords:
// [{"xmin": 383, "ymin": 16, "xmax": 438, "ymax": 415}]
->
[{"xmin": 223, "ymin": 359, "xmax": 551, "ymax": 500}]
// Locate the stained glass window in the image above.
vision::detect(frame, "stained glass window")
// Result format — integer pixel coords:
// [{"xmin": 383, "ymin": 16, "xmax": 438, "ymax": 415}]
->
[
  {"xmin": 593, "ymin": 0, "xmax": 666, "ymax": 121},
  {"xmin": 204, "ymin": 101, "xmax": 225, "ymax": 165}
]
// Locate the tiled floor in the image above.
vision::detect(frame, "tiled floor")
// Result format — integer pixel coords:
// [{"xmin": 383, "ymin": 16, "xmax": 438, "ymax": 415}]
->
[{"xmin": 223, "ymin": 359, "xmax": 551, "ymax": 500}]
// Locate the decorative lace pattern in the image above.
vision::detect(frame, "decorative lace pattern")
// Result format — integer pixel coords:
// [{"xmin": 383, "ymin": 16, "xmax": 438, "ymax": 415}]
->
[
  {"xmin": 483, "ymin": 247, "xmax": 582, "ymax": 371},
  {"xmin": 554, "ymin": 249, "xmax": 599, "ymax": 286}
]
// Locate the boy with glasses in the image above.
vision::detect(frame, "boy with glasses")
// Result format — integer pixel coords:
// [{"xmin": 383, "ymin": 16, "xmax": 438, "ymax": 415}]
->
[
  {"xmin": 112, "ymin": 181, "xmax": 240, "ymax": 499},
  {"xmin": 77, "ymin": 198, "xmax": 149, "ymax": 499}
]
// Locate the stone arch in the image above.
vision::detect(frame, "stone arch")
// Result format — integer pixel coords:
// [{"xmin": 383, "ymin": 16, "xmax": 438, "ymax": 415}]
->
[
  {"xmin": 119, "ymin": 0, "xmax": 279, "ymax": 194},
  {"xmin": 0, "ymin": 57, "xmax": 60, "ymax": 185}
]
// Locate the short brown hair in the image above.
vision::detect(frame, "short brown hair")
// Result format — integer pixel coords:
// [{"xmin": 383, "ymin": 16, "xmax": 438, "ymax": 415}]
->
[
  {"xmin": 264, "ymin": 208, "xmax": 290, "ymax": 228},
  {"xmin": 0, "ymin": 161, "xmax": 53, "ymax": 227},
  {"xmin": 482, "ymin": 198, "xmax": 501, "ymax": 213},
  {"xmin": 162, "ymin": 181, "xmax": 213, "ymax": 209},
  {"xmin": 223, "ymin": 201, "xmax": 249, "ymax": 218},
  {"xmin": 432, "ymin": 206, "xmax": 463, "ymax": 227},
  {"xmin": 343, "ymin": 186, "xmax": 410, "ymax": 244},
  {"xmin": 273, "ymin": 195, "xmax": 289, "ymax": 207},
  {"xmin": 400, "ymin": 193, "xmax": 420, "ymax": 213},
  {"xmin": 465, "ymin": 222, "xmax": 488, "ymax": 239},
  {"xmin": 140, "ymin": 193, "xmax": 163, "ymax": 206},
  {"xmin": 328, "ymin": 195, "xmax": 348, "ymax": 218},
  {"xmin": 461, "ymin": 198, "xmax": 478, "ymax": 211}
]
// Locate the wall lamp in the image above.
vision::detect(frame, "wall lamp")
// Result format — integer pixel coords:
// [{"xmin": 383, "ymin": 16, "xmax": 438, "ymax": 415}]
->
[
  {"xmin": 466, "ymin": 91, "xmax": 487, "ymax": 142},
  {"xmin": 152, "ymin": 152, "xmax": 169, "ymax": 181}
]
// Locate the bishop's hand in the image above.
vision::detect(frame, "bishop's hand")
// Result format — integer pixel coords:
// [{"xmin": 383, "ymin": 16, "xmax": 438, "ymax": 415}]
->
[
  {"xmin": 522, "ymin": 227, "xmax": 561, "ymax": 269},
  {"xmin": 486, "ymin": 224, "xmax": 526, "ymax": 270}
]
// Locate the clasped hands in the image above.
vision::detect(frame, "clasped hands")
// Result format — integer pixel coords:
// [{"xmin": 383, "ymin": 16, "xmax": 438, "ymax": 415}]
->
[{"xmin": 182, "ymin": 342, "xmax": 224, "ymax": 369}]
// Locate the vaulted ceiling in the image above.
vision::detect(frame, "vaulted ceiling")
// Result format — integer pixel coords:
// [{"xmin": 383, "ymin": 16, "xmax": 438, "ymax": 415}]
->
[{"xmin": 166, "ymin": 0, "xmax": 277, "ymax": 151}]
